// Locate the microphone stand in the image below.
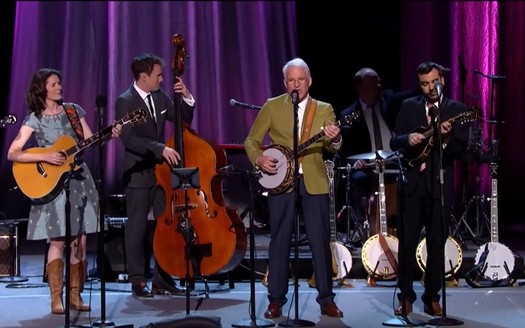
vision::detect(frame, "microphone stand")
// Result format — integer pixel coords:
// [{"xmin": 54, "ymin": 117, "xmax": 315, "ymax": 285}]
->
[
  {"xmin": 232, "ymin": 166, "xmax": 274, "ymax": 328},
  {"xmin": 279, "ymin": 95, "xmax": 314, "ymax": 327},
  {"xmin": 382, "ymin": 152, "xmax": 425, "ymax": 327},
  {"xmin": 427, "ymin": 97, "xmax": 463, "ymax": 327},
  {"xmin": 64, "ymin": 159, "xmax": 79, "ymax": 328},
  {"xmin": 88, "ymin": 101, "xmax": 131, "ymax": 328}
]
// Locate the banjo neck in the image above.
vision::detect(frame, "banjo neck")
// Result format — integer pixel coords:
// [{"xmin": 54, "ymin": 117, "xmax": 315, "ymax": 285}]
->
[
  {"xmin": 375, "ymin": 158, "xmax": 388, "ymax": 235},
  {"xmin": 325, "ymin": 160, "xmax": 337, "ymax": 243},
  {"xmin": 490, "ymin": 162, "xmax": 499, "ymax": 243}
]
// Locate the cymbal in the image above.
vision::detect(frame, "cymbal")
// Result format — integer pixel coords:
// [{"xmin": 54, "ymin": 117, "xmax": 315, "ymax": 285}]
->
[{"xmin": 347, "ymin": 150, "xmax": 397, "ymax": 160}]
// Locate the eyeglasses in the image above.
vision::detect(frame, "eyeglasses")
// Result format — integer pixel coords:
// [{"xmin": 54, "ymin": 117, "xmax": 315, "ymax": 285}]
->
[{"xmin": 286, "ymin": 77, "xmax": 308, "ymax": 85}]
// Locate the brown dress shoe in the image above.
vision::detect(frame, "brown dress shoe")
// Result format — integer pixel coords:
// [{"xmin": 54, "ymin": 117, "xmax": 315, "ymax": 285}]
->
[
  {"xmin": 321, "ymin": 301, "xmax": 344, "ymax": 318},
  {"xmin": 394, "ymin": 301, "xmax": 413, "ymax": 316},
  {"xmin": 132, "ymin": 282, "xmax": 154, "ymax": 298},
  {"xmin": 423, "ymin": 301, "xmax": 443, "ymax": 316},
  {"xmin": 264, "ymin": 303, "xmax": 282, "ymax": 319}
]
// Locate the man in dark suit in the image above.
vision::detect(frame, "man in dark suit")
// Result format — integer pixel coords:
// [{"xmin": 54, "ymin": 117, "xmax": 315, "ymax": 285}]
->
[
  {"xmin": 390, "ymin": 61, "xmax": 470, "ymax": 316},
  {"xmin": 116, "ymin": 53, "xmax": 195, "ymax": 297},
  {"xmin": 338, "ymin": 68, "xmax": 419, "ymax": 239}
]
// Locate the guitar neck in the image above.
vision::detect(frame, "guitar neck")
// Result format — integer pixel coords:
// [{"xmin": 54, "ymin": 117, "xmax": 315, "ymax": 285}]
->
[{"xmin": 66, "ymin": 125, "xmax": 113, "ymax": 157}]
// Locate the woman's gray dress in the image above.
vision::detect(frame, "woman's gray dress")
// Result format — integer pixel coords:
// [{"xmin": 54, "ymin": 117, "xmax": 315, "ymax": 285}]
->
[{"xmin": 23, "ymin": 105, "xmax": 99, "ymax": 241}]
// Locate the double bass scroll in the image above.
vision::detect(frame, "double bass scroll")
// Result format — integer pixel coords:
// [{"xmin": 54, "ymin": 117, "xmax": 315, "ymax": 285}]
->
[{"xmin": 153, "ymin": 34, "xmax": 247, "ymax": 278}]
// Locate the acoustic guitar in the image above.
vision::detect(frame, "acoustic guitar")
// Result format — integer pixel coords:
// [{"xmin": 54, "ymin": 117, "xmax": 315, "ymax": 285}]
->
[
  {"xmin": 308, "ymin": 159, "xmax": 353, "ymax": 288},
  {"xmin": 258, "ymin": 112, "xmax": 359, "ymax": 194},
  {"xmin": 405, "ymin": 108, "xmax": 479, "ymax": 167},
  {"xmin": 13, "ymin": 109, "xmax": 147, "ymax": 203},
  {"xmin": 360, "ymin": 156, "xmax": 399, "ymax": 284}
]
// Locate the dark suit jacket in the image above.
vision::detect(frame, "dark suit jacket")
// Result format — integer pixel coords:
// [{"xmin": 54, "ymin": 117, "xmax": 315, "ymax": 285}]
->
[
  {"xmin": 390, "ymin": 95, "xmax": 470, "ymax": 196},
  {"xmin": 338, "ymin": 87, "xmax": 420, "ymax": 165},
  {"xmin": 116, "ymin": 84, "xmax": 195, "ymax": 188}
]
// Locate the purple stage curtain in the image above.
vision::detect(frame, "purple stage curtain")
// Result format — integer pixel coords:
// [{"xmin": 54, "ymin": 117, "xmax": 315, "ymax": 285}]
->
[
  {"xmin": 2, "ymin": 1, "xmax": 524, "ymax": 224},
  {"xmin": 0, "ymin": 1, "xmax": 297, "ymax": 218}
]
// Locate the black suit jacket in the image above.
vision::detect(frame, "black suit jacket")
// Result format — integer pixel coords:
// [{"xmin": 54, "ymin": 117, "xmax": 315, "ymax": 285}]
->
[
  {"xmin": 338, "ymin": 87, "xmax": 419, "ymax": 165},
  {"xmin": 116, "ymin": 84, "xmax": 195, "ymax": 188},
  {"xmin": 390, "ymin": 95, "xmax": 470, "ymax": 196}
]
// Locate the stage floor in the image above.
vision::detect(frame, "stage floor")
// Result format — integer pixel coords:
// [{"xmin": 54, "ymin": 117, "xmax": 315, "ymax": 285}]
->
[{"xmin": 1, "ymin": 225, "xmax": 525, "ymax": 328}]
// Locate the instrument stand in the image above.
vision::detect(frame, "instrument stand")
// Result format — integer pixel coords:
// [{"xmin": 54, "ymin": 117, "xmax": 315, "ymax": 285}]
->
[
  {"xmin": 0, "ymin": 220, "xmax": 28, "ymax": 285},
  {"xmin": 453, "ymin": 175, "xmax": 490, "ymax": 243},
  {"xmin": 231, "ymin": 166, "xmax": 274, "ymax": 328},
  {"xmin": 279, "ymin": 94, "xmax": 314, "ymax": 328},
  {"xmin": 340, "ymin": 165, "xmax": 368, "ymax": 249},
  {"xmin": 171, "ymin": 167, "xmax": 205, "ymax": 316}
]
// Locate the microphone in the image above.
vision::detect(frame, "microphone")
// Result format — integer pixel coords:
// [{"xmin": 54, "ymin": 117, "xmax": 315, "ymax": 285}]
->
[
  {"xmin": 433, "ymin": 79, "xmax": 443, "ymax": 97},
  {"xmin": 229, "ymin": 99, "xmax": 261, "ymax": 110},
  {"xmin": 473, "ymin": 69, "xmax": 506, "ymax": 79},
  {"xmin": 96, "ymin": 95, "xmax": 107, "ymax": 108},
  {"xmin": 291, "ymin": 89, "xmax": 299, "ymax": 105}
]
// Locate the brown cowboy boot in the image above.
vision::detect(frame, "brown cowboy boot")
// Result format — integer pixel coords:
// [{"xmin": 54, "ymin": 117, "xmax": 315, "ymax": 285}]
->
[
  {"xmin": 79, "ymin": 260, "xmax": 87, "ymax": 293},
  {"xmin": 70, "ymin": 262, "xmax": 91, "ymax": 311},
  {"xmin": 46, "ymin": 259, "xmax": 65, "ymax": 315}
]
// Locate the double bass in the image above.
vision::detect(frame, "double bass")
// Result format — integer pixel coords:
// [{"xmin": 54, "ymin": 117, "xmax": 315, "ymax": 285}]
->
[{"xmin": 153, "ymin": 34, "xmax": 247, "ymax": 278}]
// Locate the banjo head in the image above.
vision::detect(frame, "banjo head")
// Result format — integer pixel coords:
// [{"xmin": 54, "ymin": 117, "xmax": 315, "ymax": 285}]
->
[
  {"xmin": 258, "ymin": 145, "xmax": 294, "ymax": 194},
  {"xmin": 474, "ymin": 241, "xmax": 515, "ymax": 281},
  {"xmin": 416, "ymin": 236, "xmax": 463, "ymax": 278},
  {"xmin": 361, "ymin": 234, "xmax": 398, "ymax": 280}
]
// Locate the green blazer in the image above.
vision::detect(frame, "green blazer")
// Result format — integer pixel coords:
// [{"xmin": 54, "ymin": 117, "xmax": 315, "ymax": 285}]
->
[{"xmin": 244, "ymin": 93, "xmax": 340, "ymax": 195}]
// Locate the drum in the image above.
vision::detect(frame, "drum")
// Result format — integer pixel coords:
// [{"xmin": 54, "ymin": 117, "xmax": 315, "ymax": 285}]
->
[
  {"xmin": 368, "ymin": 172, "xmax": 398, "ymax": 236},
  {"xmin": 416, "ymin": 236, "xmax": 463, "ymax": 278}
]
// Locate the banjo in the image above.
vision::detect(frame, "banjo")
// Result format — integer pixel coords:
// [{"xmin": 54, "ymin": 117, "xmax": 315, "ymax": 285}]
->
[
  {"xmin": 361, "ymin": 157, "xmax": 399, "ymax": 282},
  {"xmin": 472, "ymin": 162, "xmax": 515, "ymax": 282},
  {"xmin": 416, "ymin": 235, "xmax": 463, "ymax": 279},
  {"xmin": 258, "ymin": 112, "xmax": 359, "ymax": 194},
  {"xmin": 308, "ymin": 159, "xmax": 353, "ymax": 288}
]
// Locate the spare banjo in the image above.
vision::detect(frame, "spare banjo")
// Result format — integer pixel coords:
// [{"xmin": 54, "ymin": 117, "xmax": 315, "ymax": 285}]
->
[
  {"xmin": 308, "ymin": 159, "xmax": 353, "ymax": 288},
  {"xmin": 472, "ymin": 162, "xmax": 515, "ymax": 282},
  {"xmin": 258, "ymin": 112, "xmax": 359, "ymax": 194},
  {"xmin": 416, "ymin": 235, "xmax": 463, "ymax": 280},
  {"xmin": 361, "ymin": 156, "xmax": 399, "ymax": 284}
]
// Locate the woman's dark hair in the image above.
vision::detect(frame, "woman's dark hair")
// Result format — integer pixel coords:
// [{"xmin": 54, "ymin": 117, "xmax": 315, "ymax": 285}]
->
[{"xmin": 25, "ymin": 68, "xmax": 62, "ymax": 116}]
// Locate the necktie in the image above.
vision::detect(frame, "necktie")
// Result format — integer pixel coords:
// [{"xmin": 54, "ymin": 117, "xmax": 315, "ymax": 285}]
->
[
  {"xmin": 370, "ymin": 106, "xmax": 383, "ymax": 150},
  {"xmin": 426, "ymin": 102, "xmax": 435, "ymax": 124},
  {"xmin": 146, "ymin": 94, "xmax": 155, "ymax": 122}
]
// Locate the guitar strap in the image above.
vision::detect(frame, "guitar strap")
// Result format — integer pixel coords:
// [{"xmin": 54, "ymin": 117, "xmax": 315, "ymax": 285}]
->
[
  {"xmin": 298, "ymin": 98, "xmax": 317, "ymax": 163},
  {"xmin": 63, "ymin": 103, "xmax": 85, "ymax": 141}
]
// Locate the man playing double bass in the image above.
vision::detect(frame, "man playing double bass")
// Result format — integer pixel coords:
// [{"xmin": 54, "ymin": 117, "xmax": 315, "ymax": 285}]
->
[{"xmin": 116, "ymin": 52, "xmax": 195, "ymax": 298}]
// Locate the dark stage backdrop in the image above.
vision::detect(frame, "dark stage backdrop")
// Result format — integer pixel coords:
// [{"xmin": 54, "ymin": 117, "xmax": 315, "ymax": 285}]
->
[{"xmin": 1, "ymin": 1, "xmax": 524, "ymax": 228}]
